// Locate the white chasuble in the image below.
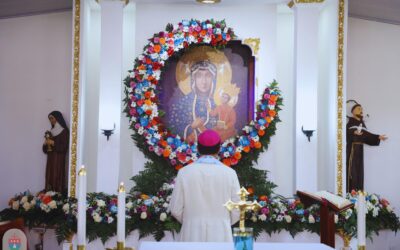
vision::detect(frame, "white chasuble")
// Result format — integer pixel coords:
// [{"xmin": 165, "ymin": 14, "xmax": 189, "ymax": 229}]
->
[{"xmin": 169, "ymin": 156, "xmax": 241, "ymax": 242}]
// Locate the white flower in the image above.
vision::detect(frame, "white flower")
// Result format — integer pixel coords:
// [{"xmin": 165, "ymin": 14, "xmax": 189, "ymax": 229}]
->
[
  {"xmin": 223, "ymin": 27, "xmax": 228, "ymax": 33},
  {"xmin": 107, "ymin": 216, "xmax": 114, "ymax": 224},
  {"xmin": 45, "ymin": 191, "xmax": 56, "ymax": 196},
  {"xmin": 97, "ymin": 200, "xmax": 106, "ymax": 207},
  {"xmin": 251, "ymin": 215, "xmax": 257, "ymax": 222},
  {"xmin": 22, "ymin": 202, "xmax": 31, "ymax": 211},
  {"xmin": 258, "ymin": 214, "xmax": 267, "ymax": 221},
  {"xmin": 276, "ymin": 215, "xmax": 283, "ymax": 222},
  {"xmin": 372, "ymin": 207, "xmax": 379, "ymax": 217},
  {"xmin": 163, "ymin": 202, "xmax": 169, "ymax": 208},
  {"xmin": 40, "ymin": 203, "xmax": 51, "ymax": 213},
  {"xmin": 63, "ymin": 203, "xmax": 70, "ymax": 213},
  {"xmin": 48, "ymin": 200, "xmax": 57, "ymax": 209},
  {"xmin": 20, "ymin": 196, "xmax": 28, "ymax": 204},
  {"xmin": 169, "ymin": 152, "xmax": 176, "ymax": 159},
  {"xmin": 92, "ymin": 212, "xmax": 102, "ymax": 223},
  {"xmin": 126, "ymin": 202, "xmax": 133, "ymax": 209},
  {"xmin": 206, "ymin": 23, "xmax": 212, "ymax": 29},
  {"xmin": 140, "ymin": 212, "xmax": 147, "ymax": 219},
  {"xmin": 308, "ymin": 215, "xmax": 315, "ymax": 224},
  {"xmin": 334, "ymin": 214, "xmax": 338, "ymax": 224},
  {"xmin": 138, "ymin": 127, "xmax": 144, "ymax": 135},
  {"xmin": 215, "ymin": 28, "xmax": 221, "ymax": 34},
  {"xmin": 154, "ymin": 133, "xmax": 161, "ymax": 139},
  {"xmin": 160, "ymin": 212, "xmax": 167, "ymax": 222},
  {"xmin": 252, "ymin": 135, "xmax": 260, "ymax": 142},
  {"xmin": 284, "ymin": 215, "xmax": 292, "ymax": 223},
  {"xmin": 12, "ymin": 201, "xmax": 19, "ymax": 210},
  {"xmin": 160, "ymin": 52, "xmax": 168, "ymax": 60},
  {"xmin": 386, "ymin": 205, "xmax": 393, "ymax": 213},
  {"xmin": 203, "ymin": 36, "xmax": 211, "ymax": 43},
  {"xmin": 30, "ymin": 199, "xmax": 36, "ymax": 206},
  {"xmin": 344, "ymin": 208, "xmax": 353, "ymax": 219}
]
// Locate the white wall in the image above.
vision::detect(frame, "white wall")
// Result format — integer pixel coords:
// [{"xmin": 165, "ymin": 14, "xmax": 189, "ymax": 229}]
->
[
  {"xmin": 317, "ymin": 0, "xmax": 338, "ymax": 192},
  {"xmin": 0, "ymin": 12, "xmax": 72, "ymax": 209},
  {"xmin": 347, "ymin": 17, "xmax": 400, "ymax": 221}
]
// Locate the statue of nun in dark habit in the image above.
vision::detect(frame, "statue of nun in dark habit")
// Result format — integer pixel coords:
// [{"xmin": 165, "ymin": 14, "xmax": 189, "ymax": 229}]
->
[{"xmin": 42, "ymin": 111, "xmax": 69, "ymax": 193}]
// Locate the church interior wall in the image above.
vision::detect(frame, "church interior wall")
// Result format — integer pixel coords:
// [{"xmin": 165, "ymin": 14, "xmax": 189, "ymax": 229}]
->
[
  {"xmin": 317, "ymin": 0, "xmax": 339, "ymax": 193},
  {"xmin": 347, "ymin": 17, "xmax": 400, "ymax": 221},
  {"xmin": 0, "ymin": 11, "xmax": 72, "ymax": 210}
]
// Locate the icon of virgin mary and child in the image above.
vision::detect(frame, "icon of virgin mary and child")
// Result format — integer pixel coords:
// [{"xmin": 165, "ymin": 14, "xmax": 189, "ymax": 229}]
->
[{"xmin": 167, "ymin": 48, "xmax": 241, "ymax": 143}]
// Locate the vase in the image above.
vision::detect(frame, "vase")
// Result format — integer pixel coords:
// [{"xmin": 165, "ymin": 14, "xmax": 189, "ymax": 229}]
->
[{"xmin": 233, "ymin": 227, "xmax": 253, "ymax": 250}]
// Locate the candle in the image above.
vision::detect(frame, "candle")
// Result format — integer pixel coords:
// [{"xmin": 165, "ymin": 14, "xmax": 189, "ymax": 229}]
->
[
  {"xmin": 117, "ymin": 182, "xmax": 126, "ymax": 246},
  {"xmin": 77, "ymin": 165, "xmax": 87, "ymax": 247},
  {"xmin": 357, "ymin": 191, "xmax": 366, "ymax": 247}
]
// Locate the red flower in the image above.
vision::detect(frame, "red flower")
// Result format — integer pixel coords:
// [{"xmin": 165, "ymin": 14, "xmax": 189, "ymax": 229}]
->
[{"xmin": 42, "ymin": 195, "xmax": 52, "ymax": 205}]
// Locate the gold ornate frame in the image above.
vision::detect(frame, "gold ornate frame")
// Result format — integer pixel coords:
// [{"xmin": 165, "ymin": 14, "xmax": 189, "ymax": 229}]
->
[
  {"xmin": 69, "ymin": 0, "xmax": 81, "ymax": 198},
  {"xmin": 336, "ymin": 0, "xmax": 345, "ymax": 196}
]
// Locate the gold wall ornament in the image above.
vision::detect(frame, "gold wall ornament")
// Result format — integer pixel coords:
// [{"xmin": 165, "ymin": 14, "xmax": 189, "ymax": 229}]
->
[
  {"xmin": 224, "ymin": 187, "xmax": 262, "ymax": 232},
  {"xmin": 288, "ymin": 0, "xmax": 324, "ymax": 8},
  {"xmin": 336, "ymin": 0, "xmax": 345, "ymax": 196},
  {"xmin": 70, "ymin": 0, "xmax": 81, "ymax": 198},
  {"xmin": 243, "ymin": 38, "xmax": 260, "ymax": 59}
]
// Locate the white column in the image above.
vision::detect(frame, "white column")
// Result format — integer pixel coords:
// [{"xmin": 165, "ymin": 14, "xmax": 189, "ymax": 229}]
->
[
  {"xmin": 293, "ymin": 2, "xmax": 322, "ymax": 192},
  {"xmin": 97, "ymin": 0, "xmax": 124, "ymax": 193}
]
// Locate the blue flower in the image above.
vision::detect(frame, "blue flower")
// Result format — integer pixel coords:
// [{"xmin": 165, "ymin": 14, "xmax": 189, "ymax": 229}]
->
[
  {"xmin": 144, "ymin": 199, "xmax": 154, "ymax": 207},
  {"xmin": 167, "ymin": 137, "xmax": 174, "ymax": 144},
  {"xmin": 296, "ymin": 209, "xmax": 304, "ymax": 215},
  {"xmin": 174, "ymin": 138, "xmax": 182, "ymax": 147},
  {"xmin": 239, "ymin": 137, "xmax": 250, "ymax": 146},
  {"xmin": 137, "ymin": 107, "xmax": 144, "ymax": 115},
  {"xmin": 258, "ymin": 119, "xmax": 266, "ymax": 126},
  {"xmin": 182, "ymin": 20, "xmax": 190, "ymax": 26},
  {"xmin": 261, "ymin": 104, "xmax": 267, "ymax": 110},
  {"xmin": 140, "ymin": 117, "xmax": 149, "ymax": 127},
  {"xmin": 110, "ymin": 205, "xmax": 117, "ymax": 213},
  {"xmin": 250, "ymin": 131, "xmax": 257, "ymax": 137},
  {"xmin": 228, "ymin": 146, "xmax": 234, "ymax": 153}
]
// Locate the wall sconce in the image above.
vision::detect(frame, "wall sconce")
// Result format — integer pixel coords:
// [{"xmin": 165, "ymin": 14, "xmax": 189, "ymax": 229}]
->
[
  {"xmin": 302, "ymin": 126, "xmax": 315, "ymax": 142},
  {"xmin": 101, "ymin": 123, "xmax": 115, "ymax": 141}
]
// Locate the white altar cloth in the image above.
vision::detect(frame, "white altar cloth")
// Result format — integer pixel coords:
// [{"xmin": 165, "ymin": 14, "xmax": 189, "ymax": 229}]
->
[{"xmin": 139, "ymin": 241, "xmax": 334, "ymax": 250}]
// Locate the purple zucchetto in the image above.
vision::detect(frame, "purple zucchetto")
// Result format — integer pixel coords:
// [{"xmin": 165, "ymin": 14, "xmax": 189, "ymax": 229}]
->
[{"xmin": 198, "ymin": 129, "xmax": 221, "ymax": 147}]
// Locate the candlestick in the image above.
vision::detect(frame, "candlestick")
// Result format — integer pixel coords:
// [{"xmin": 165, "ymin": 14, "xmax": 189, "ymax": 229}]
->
[
  {"xmin": 117, "ymin": 182, "xmax": 126, "ymax": 249},
  {"xmin": 357, "ymin": 191, "xmax": 366, "ymax": 248},
  {"xmin": 77, "ymin": 165, "xmax": 87, "ymax": 248}
]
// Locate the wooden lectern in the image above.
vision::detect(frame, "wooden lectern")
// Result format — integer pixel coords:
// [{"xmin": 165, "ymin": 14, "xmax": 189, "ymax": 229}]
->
[{"xmin": 297, "ymin": 191, "xmax": 354, "ymax": 248}]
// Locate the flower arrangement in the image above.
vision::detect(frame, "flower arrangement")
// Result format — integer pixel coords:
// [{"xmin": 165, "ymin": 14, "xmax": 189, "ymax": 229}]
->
[
  {"xmin": 123, "ymin": 19, "xmax": 279, "ymax": 169},
  {"xmin": 337, "ymin": 190, "xmax": 400, "ymax": 239},
  {"xmin": 1, "ymin": 188, "xmax": 398, "ymax": 245}
]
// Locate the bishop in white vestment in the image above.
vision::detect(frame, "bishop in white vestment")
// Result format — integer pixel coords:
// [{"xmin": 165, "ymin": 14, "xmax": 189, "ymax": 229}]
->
[{"xmin": 169, "ymin": 129, "xmax": 241, "ymax": 242}]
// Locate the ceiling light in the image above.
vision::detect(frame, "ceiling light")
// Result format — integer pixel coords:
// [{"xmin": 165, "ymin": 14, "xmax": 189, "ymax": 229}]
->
[{"xmin": 196, "ymin": 0, "xmax": 221, "ymax": 4}]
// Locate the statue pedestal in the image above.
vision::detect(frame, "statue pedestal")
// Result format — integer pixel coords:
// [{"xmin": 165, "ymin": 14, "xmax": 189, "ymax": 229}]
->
[{"xmin": 233, "ymin": 227, "xmax": 253, "ymax": 250}]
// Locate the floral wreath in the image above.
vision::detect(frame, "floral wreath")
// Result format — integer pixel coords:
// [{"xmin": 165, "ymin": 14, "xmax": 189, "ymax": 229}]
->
[{"xmin": 124, "ymin": 19, "xmax": 281, "ymax": 169}]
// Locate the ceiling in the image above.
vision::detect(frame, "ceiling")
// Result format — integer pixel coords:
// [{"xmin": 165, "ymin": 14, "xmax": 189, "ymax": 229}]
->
[{"xmin": 1, "ymin": 0, "xmax": 400, "ymax": 25}]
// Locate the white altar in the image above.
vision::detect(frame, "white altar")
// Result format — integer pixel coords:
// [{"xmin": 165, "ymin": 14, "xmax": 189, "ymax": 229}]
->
[{"xmin": 139, "ymin": 242, "xmax": 334, "ymax": 250}]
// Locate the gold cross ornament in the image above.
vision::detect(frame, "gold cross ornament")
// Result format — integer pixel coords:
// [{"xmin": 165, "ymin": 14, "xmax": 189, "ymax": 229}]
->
[{"xmin": 224, "ymin": 187, "xmax": 262, "ymax": 232}]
